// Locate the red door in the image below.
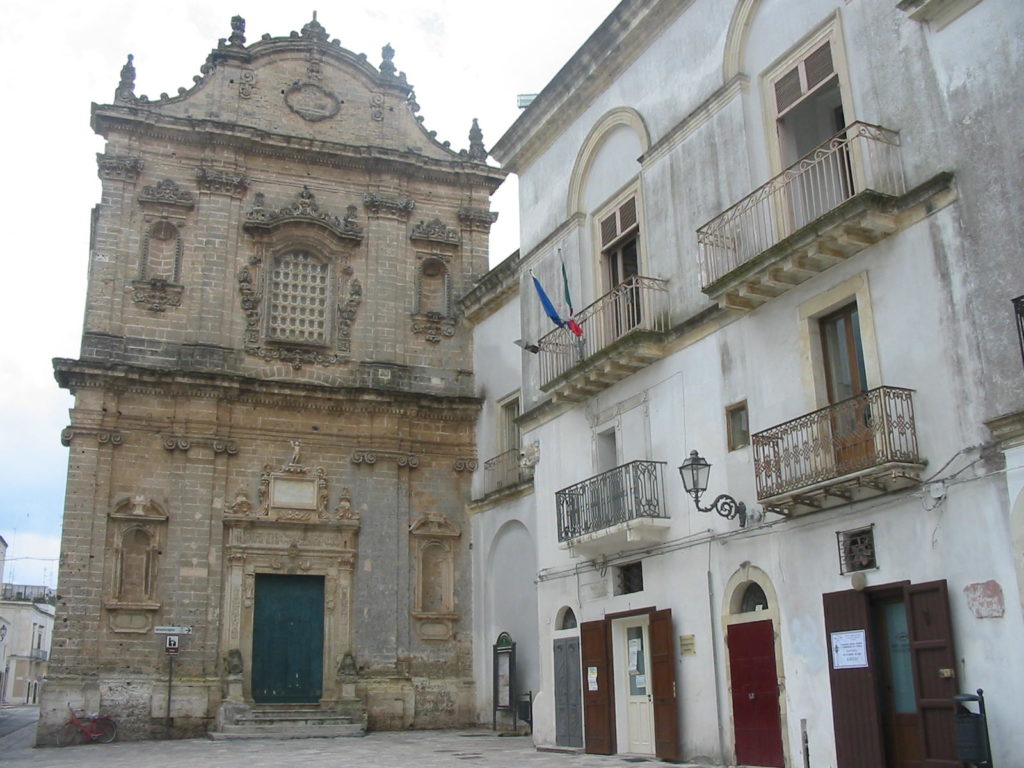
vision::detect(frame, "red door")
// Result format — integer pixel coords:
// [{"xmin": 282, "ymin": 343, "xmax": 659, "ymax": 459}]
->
[
  {"xmin": 649, "ymin": 609, "xmax": 680, "ymax": 762},
  {"xmin": 580, "ymin": 619, "xmax": 615, "ymax": 755},
  {"xmin": 728, "ymin": 620, "xmax": 785, "ymax": 767}
]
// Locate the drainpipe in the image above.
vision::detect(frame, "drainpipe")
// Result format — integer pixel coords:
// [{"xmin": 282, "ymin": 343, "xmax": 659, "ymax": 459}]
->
[{"xmin": 707, "ymin": 569, "xmax": 727, "ymax": 766}]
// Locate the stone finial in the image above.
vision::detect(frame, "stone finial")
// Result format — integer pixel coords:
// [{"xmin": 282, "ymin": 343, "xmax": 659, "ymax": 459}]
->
[
  {"xmin": 301, "ymin": 11, "xmax": 329, "ymax": 43},
  {"xmin": 229, "ymin": 15, "xmax": 246, "ymax": 46},
  {"xmin": 380, "ymin": 43, "xmax": 397, "ymax": 78},
  {"xmin": 467, "ymin": 118, "xmax": 487, "ymax": 161},
  {"xmin": 116, "ymin": 54, "xmax": 136, "ymax": 102}
]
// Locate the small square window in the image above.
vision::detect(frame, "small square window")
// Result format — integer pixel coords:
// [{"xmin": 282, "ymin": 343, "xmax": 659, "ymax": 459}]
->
[
  {"xmin": 614, "ymin": 562, "xmax": 644, "ymax": 595},
  {"xmin": 726, "ymin": 401, "xmax": 750, "ymax": 451},
  {"xmin": 837, "ymin": 525, "xmax": 876, "ymax": 574}
]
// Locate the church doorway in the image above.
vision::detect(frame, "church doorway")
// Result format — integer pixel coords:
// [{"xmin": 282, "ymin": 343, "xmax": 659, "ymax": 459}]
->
[{"xmin": 251, "ymin": 574, "xmax": 325, "ymax": 703}]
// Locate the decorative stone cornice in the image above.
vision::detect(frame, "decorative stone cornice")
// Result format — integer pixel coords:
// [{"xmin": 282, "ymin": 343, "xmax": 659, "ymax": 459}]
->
[
  {"xmin": 410, "ymin": 218, "xmax": 460, "ymax": 245},
  {"xmin": 161, "ymin": 435, "xmax": 239, "ymax": 454},
  {"xmin": 363, "ymin": 192, "xmax": 415, "ymax": 219},
  {"xmin": 244, "ymin": 187, "xmax": 363, "ymax": 240},
  {"xmin": 351, "ymin": 449, "xmax": 420, "ymax": 468},
  {"xmin": 61, "ymin": 427, "xmax": 123, "ymax": 447},
  {"xmin": 458, "ymin": 249, "xmax": 521, "ymax": 324},
  {"xmin": 458, "ymin": 206, "xmax": 499, "ymax": 232},
  {"xmin": 97, "ymin": 153, "xmax": 143, "ymax": 181},
  {"xmin": 131, "ymin": 279, "xmax": 183, "ymax": 313},
  {"xmin": 138, "ymin": 178, "xmax": 195, "ymax": 209},
  {"xmin": 196, "ymin": 167, "xmax": 249, "ymax": 197}
]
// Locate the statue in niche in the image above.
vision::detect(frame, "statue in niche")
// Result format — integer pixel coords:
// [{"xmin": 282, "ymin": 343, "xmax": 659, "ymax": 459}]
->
[
  {"xmin": 339, "ymin": 652, "xmax": 358, "ymax": 679},
  {"xmin": 289, "ymin": 440, "xmax": 302, "ymax": 466},
  {"xmin": 225, "ymin": 649, "xmax": 244, "ymax": 675}
]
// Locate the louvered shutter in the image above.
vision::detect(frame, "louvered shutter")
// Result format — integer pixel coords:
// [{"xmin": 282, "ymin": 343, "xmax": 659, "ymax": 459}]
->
[
  {"xmin": 774, "ymin": 40, "xmax": 837, "ymax": 117},
  {"xmin": 600, "ymin": 198, "xmax": 639, "ymax": 248}
]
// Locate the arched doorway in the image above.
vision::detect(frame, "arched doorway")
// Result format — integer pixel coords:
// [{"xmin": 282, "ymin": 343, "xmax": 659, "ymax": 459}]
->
[
  {"xmin": 723, "ymin": 566, "xmax": 787, "ymax": 768},
  {"xmin": 552, "ymin": 606, "xmax": 583, "ymax": 748}
]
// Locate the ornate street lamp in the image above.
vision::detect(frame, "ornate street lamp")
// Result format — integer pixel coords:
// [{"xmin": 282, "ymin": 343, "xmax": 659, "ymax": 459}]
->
[{"xmin": 678, "ymin": 450, "xmax": 747, "ymax": 527}]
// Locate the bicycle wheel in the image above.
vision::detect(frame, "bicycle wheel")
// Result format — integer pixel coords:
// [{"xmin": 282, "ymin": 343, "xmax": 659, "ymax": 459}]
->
[
  {"xmin": 57, "ymin": 722, "xmax": 81, "ymax": 747},
  {"xmin": 93, "ymin": 718, "xmax": 117, "ymax": 743}
]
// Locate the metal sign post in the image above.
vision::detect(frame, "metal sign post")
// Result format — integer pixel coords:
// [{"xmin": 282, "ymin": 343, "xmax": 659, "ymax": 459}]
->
[{"xmin": 161, "ymin": 633, "xmax": 182, "ymax": 739}]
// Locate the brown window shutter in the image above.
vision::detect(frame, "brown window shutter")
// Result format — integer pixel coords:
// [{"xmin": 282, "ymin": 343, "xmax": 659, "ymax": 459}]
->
[
  {"xmin": 822, "ymin": 589, "xmax": 885, "ymax": 768},
  {"xmin": 580, "ymin": 619, "xmax": 615, "ymax": 755},
  {"xmin": 649, "ymin": 609, "xmax": 680, "ymax": 762},
  {"xmin": 618, "ymin": 197, "xmax": 637, "ymax": 233},
  {"xmin": 805, "ymin": 41, "xmax": 835, "ymax": 89},
  {"xmin": 774, "ymin": 66, "xmax": 803, "ymax": 114},
  {"xmin": 600, "ymin": 213, "xmax": 618, "ymax": 247}
]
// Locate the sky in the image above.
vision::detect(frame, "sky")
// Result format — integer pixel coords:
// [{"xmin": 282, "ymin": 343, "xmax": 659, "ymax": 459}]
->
[{"xmin": 0, "ymin": 0, "xmax": 620, "ymax": 587}]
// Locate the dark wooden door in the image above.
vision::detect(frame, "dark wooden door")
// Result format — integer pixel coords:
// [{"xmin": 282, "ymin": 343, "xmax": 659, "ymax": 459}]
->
[
  {"xmin": 823, "ymin": 588, "xmax": 886, "ymax": 768},
  {"xmin": 905, "ymin": 580, "xmax": 960, "ymax": 767},
  {"xmin": 580, "ymin": 619, "xmax": 615, "ymax": 755},
  {"xmin": 251, "ymin": 574, "xmax": 324, "ymax": 703},
  {"xmin": 727, "ymin": 620, "xmax": 785, "ymax": 767},
  {"xmin": 649, "ymin": 608, "xmax": 680, "ymax": 762},
  {"xmin": 553, "ymin": 637, "xmax": 583, "ymax": 748},
  {"xmin": 820, "ymin": 303, "xmax": 874, "ymax": 473}
]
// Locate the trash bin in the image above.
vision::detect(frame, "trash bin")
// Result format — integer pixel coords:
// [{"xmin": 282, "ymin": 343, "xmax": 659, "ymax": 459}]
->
[{"xmin": 952, "ymin": 689, "xmax": 991, "ymax": 767}]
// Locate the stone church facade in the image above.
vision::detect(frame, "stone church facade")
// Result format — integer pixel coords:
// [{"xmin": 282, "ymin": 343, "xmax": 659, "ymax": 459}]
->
[{"xmin": 42, "ymin": 15, "xmax": 503, "ymax": 741}]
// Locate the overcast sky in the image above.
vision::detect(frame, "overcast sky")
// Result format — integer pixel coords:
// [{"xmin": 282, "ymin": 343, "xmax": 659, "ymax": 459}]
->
[{"xmin": 0, "ymin": 0, "xmax": 620, "ymax": 586}]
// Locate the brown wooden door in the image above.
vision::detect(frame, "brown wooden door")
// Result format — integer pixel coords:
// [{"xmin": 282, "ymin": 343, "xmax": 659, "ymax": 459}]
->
[
  {"xmin": 649, "ymin": 608, "xmax": 680, "ymax": 762},
  {"xmin": 580, "ymin": 619, "xmax": 615, "ymax": 755},
  {"xmin": 728, "ymin": 620, "xmax": 785, "ymax": 767},
  {"xmin": 905, "ymin": 580, "xmax": 960, "ymax": 767},
  {"xmin": 823, "ymin": 589, "xmax": 886, "ymax": 768},
  {"xmin": 820, "ymin": 303, "xmax": 875, "ymax": 473}
]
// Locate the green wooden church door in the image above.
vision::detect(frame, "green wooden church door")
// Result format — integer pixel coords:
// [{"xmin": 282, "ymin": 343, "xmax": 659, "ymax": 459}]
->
[{"xmin": 251, "ymin": 574, "xmax": 325, "ymax": 703}]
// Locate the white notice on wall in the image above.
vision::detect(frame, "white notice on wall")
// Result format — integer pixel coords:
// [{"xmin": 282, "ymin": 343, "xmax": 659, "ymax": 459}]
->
[
  {"xmin": 830, "ymin": 629, "xmax": 869, "ymax": 669},
  {"xmin": 587, "ymin": 666, "xmax": 598, "ymax": 691}
]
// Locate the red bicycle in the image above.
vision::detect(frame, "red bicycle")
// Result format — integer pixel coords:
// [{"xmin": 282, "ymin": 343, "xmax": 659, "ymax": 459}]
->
[{"xmin": 57, "ymin": 703, "xmax": 117, "ymax": 746}]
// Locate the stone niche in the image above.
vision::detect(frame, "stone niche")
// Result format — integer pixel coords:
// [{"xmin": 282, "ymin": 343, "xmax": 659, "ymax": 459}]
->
[
  {"xmin": 104, "ymin": 495, "xmax": 168, "ymax": 633},
  {"xmin": 409, "ymin": 513, "xmax": 461, "ymax": 641}
]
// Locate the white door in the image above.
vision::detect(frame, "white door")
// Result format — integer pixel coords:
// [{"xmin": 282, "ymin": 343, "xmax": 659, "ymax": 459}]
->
[{"xmin": 618, "ymin": 617, "xmax": 655, "ymax": 754}]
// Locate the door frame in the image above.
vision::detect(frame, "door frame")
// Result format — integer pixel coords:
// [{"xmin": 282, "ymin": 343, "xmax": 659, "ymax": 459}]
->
[
  {"xmin": 723, "ymin": 565, "xmax": 791, "ymax": 768},
  {"xmin": 611, "ymin": 613, "xmax": 656, "ymax": 756}
]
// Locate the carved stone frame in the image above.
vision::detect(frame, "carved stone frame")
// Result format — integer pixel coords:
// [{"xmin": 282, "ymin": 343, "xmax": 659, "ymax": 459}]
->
[
  {"xmin": 409, "ymin": 513, "xmax": 461, "ymax": 641},
  {"xmin": 104, "ymin": 496, "xmax": 168, "ymax": 633}
]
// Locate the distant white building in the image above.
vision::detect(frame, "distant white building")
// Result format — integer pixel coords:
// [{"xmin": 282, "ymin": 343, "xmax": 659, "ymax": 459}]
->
[
  {"xmin": 466, "ymin": 1, "xmax": 1023, "ymax": 766},
  {"xmin": 1, "ymin": 586, "xmax": 55, "ymax": 704}
]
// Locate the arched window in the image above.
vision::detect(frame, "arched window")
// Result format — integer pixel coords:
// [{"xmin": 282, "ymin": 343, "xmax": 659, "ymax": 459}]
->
[
  {"xmin": 557, "ymin": 607, "xmax": 578, "ymax": 630},
  {"xmin": 739, "ymin": 582, "xmax": 769, "ymax": 613}
]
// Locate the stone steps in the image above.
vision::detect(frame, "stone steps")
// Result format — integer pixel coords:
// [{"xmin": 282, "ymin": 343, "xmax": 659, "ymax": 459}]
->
[{"xmin": 210, "ymin": 703, "xmax": 365, "ymax": 741}]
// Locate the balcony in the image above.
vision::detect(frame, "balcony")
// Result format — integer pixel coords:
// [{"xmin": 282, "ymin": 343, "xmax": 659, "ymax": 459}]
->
[
  {"xmin": 539, "ymin": 276, "xmax": 669, "ymax": 402},
  {"xmin": 556, "ymin": 461, "xmax": 671, "ymax": 554},
  {"xmin": 752, "ymin": 386, "xmax": 925, "ymax": 514},
  {"xmin": 481, "ymin": 448, "xmax": 534, "ymax": 497},
  {"xmin": 31, "ymin": 648, "xmax": 48, "ymax": 661},
  {"xmin": 698, "ymin": 122, "xmax": 906, "ymax": 311}
]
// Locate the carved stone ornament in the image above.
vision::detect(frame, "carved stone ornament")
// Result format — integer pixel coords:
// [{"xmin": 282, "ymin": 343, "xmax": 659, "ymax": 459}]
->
[
  {"xmin": 467, "ymin": 118, "xmax": 488, "ymax": 162},
  {"xmin": 238, "ymin": 69, "xmax": 256, "ymax": 98},
  {"xmin": 411, "ymin": 218, "xmax": 460, "ymax": 245},
  {"xmin": 97, "ymin": 153, "xmax": 143, "ymax": 181},
  {"xmin": 244, "ymin": 188, "xmax": 362, "ymax": 241},
  {"xmin": 196, "ymin": 167, "xmax": 249, "ymax": 197},
  {"xmin": 458, "ymin": 206, "xmax": 499, "ymax": 231},
  {"xmin": 351, "ymin": 450, "xmax": 420, "ymax": 468},
  {"xmin": 335, "ymin": 488, "xmax": 359, "ymax": 522},
  {"xmin": 285, "ymin": 81, "xmax": 341, "ymax": 122},
  {"xmin": 138, "ymin": 178, "xmax": 196, "ymax": 209},
  {"xmin": 131, "ymin": 279, "xmax": 183, "ymax": 313},
  {"xmin": 115, "ymin": 54, "xmax": 136, "ymax": 102},
  {"xmin": 521, "ymin": 440, "xmax": 541, "ymax": 468},
  {"xmin": 162, "ymin": 435, "xmax": 238, "ymax": 454},
  {"xmin": 412, "ymin": 312, "xmax": 456, "ymax": 343},
  {"xmin": 61, "ymin": 427, "xmax": 123, "ymax": 447},
  {"xmin": 229, "ymin": 15, "xmax": 246, "ymax": 47},
  {"xmin": 253, "ymin": 444, "xmax": 330, "ymax": 522},
  {"xmin": 363, "ymin": 192, "xmax": 415, "ymax": 219},
  {"xmin": 452, "ymin": 457, "xmax": 478, "ymax": 472},
  {"xmin": 409, "ymin": 512, "xmax": 461, "ymax": 538}
]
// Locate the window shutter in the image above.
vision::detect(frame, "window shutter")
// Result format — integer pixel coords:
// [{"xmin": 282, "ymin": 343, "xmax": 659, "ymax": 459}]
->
[
  {"xmin": 618, "ymin": 198, "xmax": 637, "ymax": 232},
  {"xmin": 600, "ymin": 197, "xmax": 638, "ymax": 248},
  {"xmin": 774, "ymin": 66, "xmax": 803, "ymax": 113},
  {"xmin": 774, "ymin": 39, "xmax": 838, "ymax": 117},
  {"xmin": 804, "ymin": 42, "xmax": 834, "ymax": 89},
  {"xmin": 600, "ymin": 213, "xmax": 618, "ymax": 247}
]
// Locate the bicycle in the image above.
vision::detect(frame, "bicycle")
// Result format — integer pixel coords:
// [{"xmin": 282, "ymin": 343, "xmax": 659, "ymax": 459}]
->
[{"xmin": 57, "ymin": 703, "xmax": 118, "ymax": 746}]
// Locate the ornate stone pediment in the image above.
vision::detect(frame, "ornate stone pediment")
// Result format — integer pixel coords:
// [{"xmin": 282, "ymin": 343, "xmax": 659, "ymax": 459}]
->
[
  {"xmin": 131, "ymin": 278, "xmax": 184, "ymax": 312},
  {"xmin": 138, "ymin": 178, "xmax": 195, "ymax": 209},
  {"xmin": 250, "ymin": 442, "xmax": 329, "ymax": 523},
  {"xmin": 244, "ymin": 187, "xmax": 363, "ymax": 241},
  {"xmin": 408, "ymin": 513, "xmax": 460, "ymax": 538},
  {"xmin": 285, "ymin": 81, "xmax": 341, "ymax": 122},
  {"xmin": 363, "ymin": 192, "xmax": 415, "ymax": 219},
  {"xmin": 410, "ymin": 218, "xmax": 459, "ymax": 245},
  {"xmin": 196, "ymin": 167, "xmax": 248, "ymax": 197}
]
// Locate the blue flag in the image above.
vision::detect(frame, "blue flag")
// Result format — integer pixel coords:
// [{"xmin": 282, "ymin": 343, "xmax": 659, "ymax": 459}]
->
[{"xmin": 532, "ymin": 275, "xmax": 565, "ymax": 328}]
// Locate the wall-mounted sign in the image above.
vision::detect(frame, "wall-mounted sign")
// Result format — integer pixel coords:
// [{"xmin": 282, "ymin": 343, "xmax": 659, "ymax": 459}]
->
[
  {"xmin": 587, "ymin": 666, "xmax": 598, "ymax": 691},
  {"xmin": 830, "ymin": 629, "xmax": 868, "ymax": 669},
  {"xmin": 679, "ymin": 634, "xmax": 696, "ymax": 656}
]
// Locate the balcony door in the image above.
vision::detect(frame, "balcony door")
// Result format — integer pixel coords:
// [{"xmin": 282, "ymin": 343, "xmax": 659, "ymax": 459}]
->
[
  {"xmin": 820, "ymin": 302, "xmax": 874, "ymax": 472},
  {"xmin": 599, "ymin": 197, "xmax": 641, "ymax": 339}
]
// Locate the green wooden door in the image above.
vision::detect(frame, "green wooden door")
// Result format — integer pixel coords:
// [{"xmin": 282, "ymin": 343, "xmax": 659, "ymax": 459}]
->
[{"xmin": 251, "ymin": 574, "xmax": 324, "ymax": 703}]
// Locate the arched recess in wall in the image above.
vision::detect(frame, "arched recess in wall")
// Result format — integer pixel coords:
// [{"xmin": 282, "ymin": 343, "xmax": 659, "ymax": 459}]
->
[
  {"xmin": 721, "ymin": 563, "xmax": 790, "ymax": 767},
  {"xmin": 566, "ymin": 107, "xmax": 651, "ymax": 220},
  {"xmin": 486, "ymin": 519, "xmax": 539, "ymax": 694},
  {"xmin": 723, "ymin": 0, "xmax": 761, "ymax": 82}
]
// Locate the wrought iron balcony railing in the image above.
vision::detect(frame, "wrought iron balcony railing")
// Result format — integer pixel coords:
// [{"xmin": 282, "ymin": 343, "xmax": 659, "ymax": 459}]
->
[
  {"xmin": 556, "ymin": 460, "xmax": 668, "ymax": 543},
  {"xmin": 752, "ymin": 386, "xmax": 921, "ymax": 502},
  {"xmin": 481, "ymin": 448, "xmax": 533, "ymax": 496},
  {"xmin": 698, "ymin": 122, "xmax": 905, "ymax": 289},
  {"xmin": 539, "ymin": 276, "xmax": 669, "ymax": 389},
  {"xmin": 1014, "ymin": 294, "xmax": 1024, "ymax": 371}
]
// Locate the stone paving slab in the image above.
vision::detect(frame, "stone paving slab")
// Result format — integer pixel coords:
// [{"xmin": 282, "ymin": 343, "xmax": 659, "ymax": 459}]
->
[{"xmin": 0, "ymin": 726, "xmax": 716, "ymax": 768}]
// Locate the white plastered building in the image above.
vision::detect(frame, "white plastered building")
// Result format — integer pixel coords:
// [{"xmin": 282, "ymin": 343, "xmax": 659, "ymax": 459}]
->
[{"xmin": 465, "ymin": 1, "xmax": 1024, "ymax": 765}]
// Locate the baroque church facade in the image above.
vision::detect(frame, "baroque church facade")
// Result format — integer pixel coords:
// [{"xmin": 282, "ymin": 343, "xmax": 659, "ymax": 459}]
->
[{"xmin": 43, "ymin": 15, "xmax": 502, "ymax": 741}]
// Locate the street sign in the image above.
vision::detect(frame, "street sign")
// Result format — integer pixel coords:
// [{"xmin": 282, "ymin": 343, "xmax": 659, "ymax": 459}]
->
[
  {"xmin": 154, "ymin": 626, "xmax": 193, "ymax": 634},
  {"xmin": 165, "ymin": 635, "xmax": 180, "ymax": 654}
]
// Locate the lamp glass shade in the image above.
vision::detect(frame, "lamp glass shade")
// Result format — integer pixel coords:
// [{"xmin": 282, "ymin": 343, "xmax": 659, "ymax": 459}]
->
[{"xmin": 678, "ymin": 450, "xmax": 711, "ymax": 495}]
